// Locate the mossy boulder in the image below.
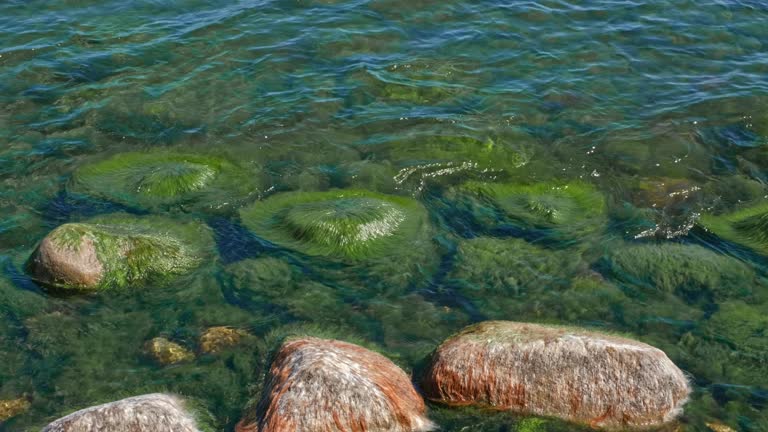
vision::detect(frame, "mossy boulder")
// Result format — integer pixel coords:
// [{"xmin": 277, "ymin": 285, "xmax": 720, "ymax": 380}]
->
[
  {"xmin": 423, "ymin": 321, "xmax": 691, "ymax": 430},
  {"xmin": 41, "ymin": 393, "xmax": 212, "ymax": 432},
  {"xmin": 240, "ymin": 189, "xmax": 433, "ymax": 260},
  {"xmin": 0, "ymin": 396, "xmax": 30, "ymax": 423},
  {"xmin": 384, "ymin": 134, "xmax": 531, "ymax": 171},
  {"xmin": 679, "ymin": 301, "xmax": 768, "ymax": 387},
  {"xmin": 604, "ymin": 243, "xmax": 755, "ymax": 304},
  {"xmin": 144, "ymin": 337, "xmax": 195, "ymax": 365},
  {"xmin": 699, "ymin": 202, "xmax": 768, "ymax": 256},
  {"xmin": 71, "ymin": 151, "xmax": 262, "ymax": 210},
  {"xmin": 27, "ymin": 214, "xmax": 213, "ymax": 291},
  {"xmin": 446, "ymin": 181, "xmax": 606, "ymax": 241}
]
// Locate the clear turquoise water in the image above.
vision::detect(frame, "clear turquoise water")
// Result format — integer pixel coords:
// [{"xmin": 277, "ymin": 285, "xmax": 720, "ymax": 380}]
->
[{"xmin": 1, "ymin": 1, "xmax": 768, "ymax": 430}]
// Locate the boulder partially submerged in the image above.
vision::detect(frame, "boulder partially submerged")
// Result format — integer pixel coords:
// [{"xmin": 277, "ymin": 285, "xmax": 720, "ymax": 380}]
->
[
  {"xmin": 71, "ymin": 151, "xmax": 262, "ymax": 210},
  {"xmin": 42, "ymin": 393, "xmax": 209, "ymax": 432},
  {"xmin": 27, "ymin": 214, "xmax": 212, "ymax": 291},
  {"xmin": 699, "ymin": 202, "xmax": 768, "ymax": 256},
  {"xmin": 237, "ymin": 337, "xmax": 433, "ymax": 432},
  {"xmin": 423, "ymin": 321, "xmax": 690, "ymax": 430}
]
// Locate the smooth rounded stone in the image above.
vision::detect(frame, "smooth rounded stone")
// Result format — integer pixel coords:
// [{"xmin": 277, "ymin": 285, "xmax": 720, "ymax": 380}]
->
[
  {"xmin": 41, "ymin": 393, "xmax": 206, "ymax": 432},
  {"xmin": 145, "ymin": 337, "xmax": 195, "ymax": 365},
  {"xmin": 423, "ymin": 321, "xmax": 691, "ymax": 430},
  {"xmin": 240, "ymin": 189, "xmax": 432, "ymax": 260},
  {"xmin": 199, "ymin": 326, "xmax": 246, "ymax": 354},
  {"xmin": 699, "ymin": 202, "xmax": 768, "ymax": 256},
  {"xmin": 71, "ymin": 150, "xmax": 263, "ymax": 210},
  {"xmin": 236, "ymin": 337, "xmax": 434, "ymax": 432},
  {"xmin": 0, "ymin": 397, "xmax": 30, "ymax": 422},
  {"xmin": 26, "ymin": 214, "xmax": 212, "ymax": 291}
]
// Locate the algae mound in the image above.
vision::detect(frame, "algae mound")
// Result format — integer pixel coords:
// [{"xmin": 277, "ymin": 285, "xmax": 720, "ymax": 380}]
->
[{"xmin": 71, "ymin": 151, "xmax": 262, "ymax": 210}]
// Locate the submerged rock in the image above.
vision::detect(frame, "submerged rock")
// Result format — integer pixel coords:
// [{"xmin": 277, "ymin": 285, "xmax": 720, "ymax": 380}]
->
[
  {"xmin": 605, "ymin": 243, "xmax": 754, "ymax": 303},
  {"xmin": 145, "ymin": 337, "xmax": 195, "ymax": 365},
  {"xmin": 199, "ymin": 326, "xmax": 247, "ymax": 354},
  {"xmin": 446, "ymin": 181, "xmax": 606, "ymax": 241},
  {"xmin": 0, "ymin": 397, "xmax": 30, "ymax": 422},
  {"xmin": 699, "ymin": 203, "xmax": 768, "ymax": 256},
  {"xmin": 240, "ymin": 189, "xmax": 432, "ymax": 260},
  {"xmin": 236, "ymin": 337, "xmax": 433, "ymax": 432},
  {"xmin": 71, "ymin": 151, "xmax": 262, "ymax": 210},
  {"xmin": 42, "ymin": 393, "xmax": 209, "ymax": 432},
  {"xmin": 423, "ymin": 321, "xmax": 690, "ymax": 430},
  {"xmin": 26, "ymin": 214, "xmax": 212, "ymax": 290}
]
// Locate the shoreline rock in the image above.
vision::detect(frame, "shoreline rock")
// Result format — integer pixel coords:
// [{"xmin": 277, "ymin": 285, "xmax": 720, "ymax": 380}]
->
[
  {"xmin": 42, "ymin": 393, "xmax": 207, "ymax": 432},
  {"xmin": 237, "ymin": 337, "xmax": 434, "ymax": 432},
  {"xmin": 423, "ymin": 321, "xmax": 690, "ymax": 430}
]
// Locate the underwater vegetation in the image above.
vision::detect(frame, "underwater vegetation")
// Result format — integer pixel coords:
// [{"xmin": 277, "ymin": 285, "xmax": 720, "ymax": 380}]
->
[
  {"xmin": 26, "ymin": 213, "xmax": 213, "ymax": 291},
  {"xmin": 71, "ymin": 151, "xmax": 263, "ymax": 211},
  {"xmin": 700, "ymin": 203, "xmax": 768, "ymax": 257},
  {"xmin": 604, "ymin": 243, "xmax": 756, "ymax": 305}
]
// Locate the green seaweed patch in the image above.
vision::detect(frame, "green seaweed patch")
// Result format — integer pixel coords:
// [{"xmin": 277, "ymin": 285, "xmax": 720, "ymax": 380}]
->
[
  {"xmin": 384, "ymin": 134, "xmax": 531, "ymax": 172},
  {"xmin": 452, "ymin": 181, "xmax": 606, "ymax": 240},
  {"xmin": 71, "ymin": 151, "xmax": 262, "ymax": 210},
  {"xmin": 33, "ymin": 214, "xmax": 213, "ymax": 290},
  {"xmin": 699, "ymin": 202, "xmax": 768, "ymax": 256},
  {"xmin": 240, "ymin": 189, "xmax": 432, "ymax": 261},
  {"xmin": 605, "ymin": 243, "xmax": 754, "ymax": 304}
]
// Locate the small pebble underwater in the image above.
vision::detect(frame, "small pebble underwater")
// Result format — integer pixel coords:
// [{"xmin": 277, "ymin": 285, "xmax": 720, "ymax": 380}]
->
[{"xmin": 1, "ymin": 0, "xmax": 768, "ymax": 430}]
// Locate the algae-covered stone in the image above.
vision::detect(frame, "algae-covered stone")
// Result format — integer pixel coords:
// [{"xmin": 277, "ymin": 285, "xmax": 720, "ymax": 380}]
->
[
  {"xmin": 0, "ymin": 397, "xmax": 30, "ymax": 422},
  {"xmin": 423, "ymin": 321, "xmax": 691, "ymax": 430},
  {"xmin": 699, "ymin": 202, "xmax": 768, "ymax": 256},
  {"xmin": 27, "ymin": 214, "xmax": 213, "ymax": 291},
  {"xmin": 680, "ymin": 301, "xmax": 768, "ymax": 387},
  {"xmin": 199, "ymin": 326, "xmax": 247, "ymax": 354},
  {"xmin": 605, "ymin": 243, "xmax": 754, "ymax": 303},
  {"xmin": 42, "ymin": 393, "xmax": 210, "ymax": 432},
  {"xmin": 145, "ymin": 337, "xmax": 195, "ymax": 365},
  {"xmin": 240, "ymin": 189, "xmax": 432, "ymax": 261},
  {"xmin": 71, "ymin": 151, "xmax": 262, "ymax": 210},
  {"xmin": 447, "ymin": 181, "xmax": 606, "ymax": 241},
  {"xmin": 449, "ymin": 237, "xmax": 583, "ymax": 298},
  {"xmin": 384, "ymin": 134, "xmax": 531, "ymax": 171},
  {"xmin": 236, "ymin": 337, "xmax": 434, "ymax": 432}
]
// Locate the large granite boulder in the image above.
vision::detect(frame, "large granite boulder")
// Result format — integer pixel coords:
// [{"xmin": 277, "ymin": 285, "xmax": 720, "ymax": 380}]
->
[
  {"xmin": 423, "ymin": 321, "xmax": 690, "ymax": 430},
  {"xmin": 27, "ymin": 214, "xmax": 212, "ymax": 291},
  {"xmin": 42, "ymin": 393, "xmax": 209, "ymax": 432},
  {"xmin": 236, "ymin": 337, "xmax": 433, "ymax": 432}
]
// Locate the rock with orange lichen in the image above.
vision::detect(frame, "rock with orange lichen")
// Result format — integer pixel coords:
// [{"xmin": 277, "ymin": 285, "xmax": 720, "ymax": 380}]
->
[
  {"xmin": 236, "ymin": 337, "xmax": 434, "ymax": 432},
  {"xmin": 145, "ymin": 337, "xmax": 194, "ymax": 365},
  {"xmin": 0, "ymin": 397, "xmax": 30, "ymax": 422},
  {"xmin": 199, "ymin": 326, "xmax": 246, "ymax": 354},
  {"xmin": 423, "ymin": 321, "xmax": 690, "ymax": 430}
]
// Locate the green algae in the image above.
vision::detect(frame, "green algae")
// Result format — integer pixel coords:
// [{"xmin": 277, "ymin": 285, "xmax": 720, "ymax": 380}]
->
[
  {"xmin": 240, "ymin": 189, "xmax": 432, "ymax": 261},
  {"xmin": 29, "ymin": 214, "xmax": 213, "ymax": 290},
  {"xmin": 71, "ymin": 151, "xmax": 263, "ymax": 210},
  {"xmin": 451, "ymin": 181, "xmax": 607, "ymax": 241},
  {"xmin": 700, "ymin": 203, "xmax": 768, "ymax": 256},
  {"xmin": 605, "ymin": 243, "xmax": 755, "ymax": 304},
  {"xmin": 383, "ymin": 133, "xmax": 532, "ymax": 172}
]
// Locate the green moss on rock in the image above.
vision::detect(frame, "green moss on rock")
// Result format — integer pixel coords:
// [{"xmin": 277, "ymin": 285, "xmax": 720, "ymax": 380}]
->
[
  {"xmin": 27, "ymin": 214, "xmax": 213, "ymax": 291},
  {"xmin": 385, "ymin": 134, "xmax": 531, "ymax": 171},
  {"xmin": 700, "ymin": 202, "xmax": 768, "ymax": 256},
  {"xmin": 605, "ymin": 243, "xmax": 754, "ymax": 303},
  {"xmin": 240, "ymin": 189, "xmax": 432, "ymax": 261},
  {"xmin": 72, "ymin": 151, "xmax": 262, "ymax": 210}
]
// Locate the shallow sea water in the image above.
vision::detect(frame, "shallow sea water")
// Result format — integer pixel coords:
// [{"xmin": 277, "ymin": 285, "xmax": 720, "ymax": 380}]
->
[{"xmin": 1, "ymin": 0, "xmax": 768, "ymax": 430}]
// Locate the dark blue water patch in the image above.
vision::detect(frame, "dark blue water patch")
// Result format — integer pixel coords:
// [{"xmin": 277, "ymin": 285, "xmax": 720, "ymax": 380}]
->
[
  {"xmin": 41, "ymin": 190, "xmax": 144, "ymax": 228},
  {"xmin": 209, "ymin": 216, "xmax": 271, "ymax": 264}
]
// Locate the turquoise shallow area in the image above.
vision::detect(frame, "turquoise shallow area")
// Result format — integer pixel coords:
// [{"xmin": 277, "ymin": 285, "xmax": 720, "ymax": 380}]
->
[{"xmin": 1, "ymin": 0, "xmax": 768, "ymax": 431}]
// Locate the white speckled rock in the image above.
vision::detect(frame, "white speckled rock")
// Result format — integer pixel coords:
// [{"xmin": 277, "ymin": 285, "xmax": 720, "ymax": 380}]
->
[
  {"xmin": 42, "ymin": 394, "xmax": 204, "ymax": 432},
  {"xmin": 423, "ymin": 321, "xmax": 691, "ymax": 430},
  {"xmin": 236, "ymin": 337, "xmax": 434, "ymax": 432}
]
